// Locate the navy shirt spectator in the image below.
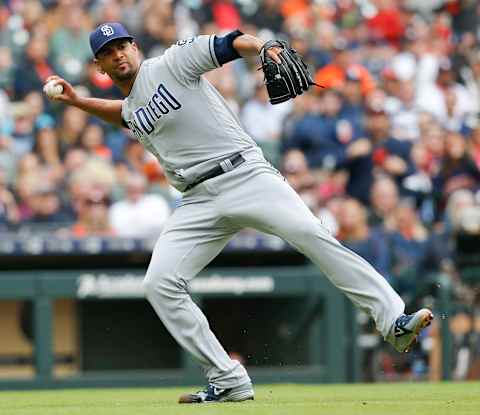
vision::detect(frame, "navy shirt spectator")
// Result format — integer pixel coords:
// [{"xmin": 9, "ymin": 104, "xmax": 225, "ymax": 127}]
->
[
  {"xmin": 336, "ymin": 197, "xmax": 392, "ymax": 281},
  {"xmin": 387, "ymin": 200, "xmax": 429, "ymax": 297},
  {"xmin": 14, "ymin": 35, "xmax": 54, "ymax": 100},
  {"xmin": 345, "ymin": 106, "xmax": 414, "ymax": 205},
  {"xmin": 284, "ymin": 89, "xmax": 364, "ymax": 170}
]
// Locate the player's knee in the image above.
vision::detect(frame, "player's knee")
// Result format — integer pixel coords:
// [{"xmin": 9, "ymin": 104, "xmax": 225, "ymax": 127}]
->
[
  {"xmin": 143, "ymin": 271, "xmax": 185, "ymax": 302},
  {"xmin": 290, "ymin": 218, "xmax": 320, "ymax": 241},
  {"xmin": 142, "ymin": 275, "xmax": 156, "ymax": 300}
]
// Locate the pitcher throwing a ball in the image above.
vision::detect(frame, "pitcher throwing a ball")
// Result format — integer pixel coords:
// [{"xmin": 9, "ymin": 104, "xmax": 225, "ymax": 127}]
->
[{"xmin": 45, "ymin": 22, "xmax": 433, "ymax": 403}]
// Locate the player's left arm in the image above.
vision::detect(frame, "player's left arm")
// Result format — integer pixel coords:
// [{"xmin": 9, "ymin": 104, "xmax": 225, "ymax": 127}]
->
[
  {"xmin": 163, "ymin": 31, "xmax": 282, "ymax": 86},
  {"xmin": 230, "ymin": 33, "xmax": 281, "ymax": 64}
]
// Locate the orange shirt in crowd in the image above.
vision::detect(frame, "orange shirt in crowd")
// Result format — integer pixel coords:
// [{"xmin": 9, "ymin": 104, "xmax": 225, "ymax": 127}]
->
[
  {"xmin": 281, "ymin": 0, "xmax": 309, "ymax": 18},
  {"xmin": 315, "ymin": 63, "xmax": 376, "ymax": 96},
  {"xmin": 71, "ymin": 223, "xmax": 115, "ymax": 238}
]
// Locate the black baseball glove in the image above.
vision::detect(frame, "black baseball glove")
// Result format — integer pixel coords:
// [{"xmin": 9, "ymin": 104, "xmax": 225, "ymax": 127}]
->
[{"xmin": 260, "ymin": 40, "xmax": 321, "ymax": 105}]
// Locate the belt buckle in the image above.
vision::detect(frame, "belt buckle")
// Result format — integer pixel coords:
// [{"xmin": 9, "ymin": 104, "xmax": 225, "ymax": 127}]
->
[{"xmin": 220, "ymin": 158, "xmax": 235, "ymax": 173}]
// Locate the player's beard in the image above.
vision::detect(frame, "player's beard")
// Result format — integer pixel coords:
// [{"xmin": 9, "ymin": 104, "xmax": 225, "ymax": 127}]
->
[
  {"xmin": 112, "ymin": 63, "xmax": 135, "ymax": 82},
  {"xmin": 113, "ymin": 69, "xmax": 134, "ymax": 82}
]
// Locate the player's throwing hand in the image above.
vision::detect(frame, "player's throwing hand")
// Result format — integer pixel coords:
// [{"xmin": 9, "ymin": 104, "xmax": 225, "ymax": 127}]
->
[{"xmin": 43, "ymin": 76, "xmax": 78, "ymax": 105}]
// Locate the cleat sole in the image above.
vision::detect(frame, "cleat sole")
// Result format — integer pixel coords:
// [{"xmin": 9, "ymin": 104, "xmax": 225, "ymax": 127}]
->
[{"xmin": 404, "ymin": 309, "xmax": 434, "ymax": 352}]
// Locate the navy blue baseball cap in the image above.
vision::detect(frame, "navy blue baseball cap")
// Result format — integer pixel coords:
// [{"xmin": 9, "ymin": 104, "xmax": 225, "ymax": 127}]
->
[{"xmin": 89, "ymin": 22, "xmax": 134, "ymax": 56}]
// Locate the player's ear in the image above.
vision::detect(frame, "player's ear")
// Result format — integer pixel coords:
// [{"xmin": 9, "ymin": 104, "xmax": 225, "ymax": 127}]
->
[{"xmin": 93, "ymin": 58, "xmax": 106, "ymax": 74}]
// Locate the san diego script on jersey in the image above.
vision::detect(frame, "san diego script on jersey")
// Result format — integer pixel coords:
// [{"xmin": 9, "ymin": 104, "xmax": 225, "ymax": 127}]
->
[{"xmin": 121, "ymin": 35, "xmax": 259, "ymax": 191}]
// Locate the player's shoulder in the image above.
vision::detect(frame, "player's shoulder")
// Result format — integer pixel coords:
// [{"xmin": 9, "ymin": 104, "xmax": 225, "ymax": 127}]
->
[
  {"xmin": 164, "ymin": 34, "xmax": 213, "ymax": 55},
  {"xmin": 174, "ymin": 36, "xmax": 197, "ymax": 47},
  {"xmin": 138, "ymin": 55, "xmax": 171, "ymax": 79},
  {"xmin": 142, "ymin": 56, "xmax": 163, "ymax": 69}
]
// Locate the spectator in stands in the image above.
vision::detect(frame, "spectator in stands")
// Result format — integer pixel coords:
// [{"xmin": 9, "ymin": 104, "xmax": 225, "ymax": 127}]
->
[
  {"xmin": 388, "ymin": 199, "xmax": 429, "ymax": 296},
  {"xmin": 70, "ymin": 191, "xmax": 114, "ymax": 238},
  {"xmin": 422, "ymin": 189, "xmax": 478, "ymax": 275},
  {"xmin": 63, "ymin": 147, "xmax": 88, "ymax": 178},
  {"xmin": 464, "ymin": 50, "xmax": 480, "ymax": 116},
  {"xmin": 69, "ymin": 157, "xmax": 116, "ymax": 201},
  {"xmin": 204, "ymin": 65, "xmax": 240, "ymax": 116},
  {"xmin": 10, "ymin": 102, "xmax": 36, "ymax": 159},
  {"xmin": 136, "ymin": 5, "xmax": 177, "ymax": 58},
  {"xmin": 210, "ymin": 0, "xmax": 242, "ymax": 31},
  {"xmin": 0, "ymin": 166, "xmax": 19, "ymax": 229},
  {"xmin": 469, "ymin": 125, "xmax": 480, "ymax": 170},
  {"xmin": 336, "ymin": 197, "xmax": 391, "ymax": 280},
  {"xmin": 34, "ymin": 127, "xmax": 61, "ymax": 169},
  {"xmin": 22, "ymin": 180, "xmax": 74, "ymax": 231},
  {"xmin": 340, "ymin": 68, "xmax": 366, "ymax": 133},
  {"xmin": 246, "ymin": 0, "xmax": 284, "ymax": 34},
  {"xmin": 445, "ymin": 189, "xmax": 476, "ymax": 230},
  {"xmin": 402, "ymin": 142, "xmax": 437, "ymax": 225},
  {"xmin": 79, "ymin": 123, "xmax": 112, "ymax": 162},
  {"xmin": 14, "ymin": 33, "xmax": 54, "ymax": 100},
  {"xmin": 448, "ymin": 0, "xmax": 479, "ymax": 38},
  {"xmin": 241, "ymin": 78, "xmax": 291, "ymax": 143},
  {"xmin": 49, "ymin": 5, "xmax": 91, "ymax": 84},
  {"xmin": 315, "ymin": 37, "xmax": 375, "ymax": 97},
  {"xmin": 84, "ymin": 61, "xmax": 122, "ymax": 100},
  {"xmin": 366, "ymin": 0, "xmax": 405, "ymax": 47},
  {"xmin": 142, "ymin": 152, "xmax": 178, "ymax": 205},
  {"xmin": 281, "ymin": 149, "xmax": 317, "ymax": 210},
  {"xmin": 109, "ymin": 173, "xmax": 171, "ymax": 238},
  {"xmin": 122, "ymin": 137, "xmax": 147, "ymax": 175},
  {"xmin": 0, "ymin": 90, "xmax": 16, "ymax": 184},
  {"xmin": 0, "ymin": 5, "xmax": 11, "ymax": 49},
  {"xmin": 57, "ymin": 105, "xmax": 89, "ymax": 156},
  {"xmin": 369, "ymin": 176, "xmax": 399, "ymax": 230},
  {"xmin": 386, "ymin": 79, "xmax": 421, "ymax": 142},
  {"xmin": 345, "ymin": 104, "xmax": 413, "ymax": 205},
  {"xmin": 284, "ymin": 89, "xmax": 363, "ymax": 171},
  {"xmin": 420, "ymin": 123, "xmax": 445, "ymax": 179},
  {"xmin": 93, "ymin": 0, "xmax": 124, "ymax": 32},
  {"xmin": 416, "ymin": 58, "xmax": 474, "ymax": 131},
  {"xmin": 0, "ymin": 45, "xmax": 13, "ymax": 92},
  {"xmin": 435, "ymin": 130, "xmax": 480, "ymax": 198},
  {"xmin": 23, "ymin": 90, "xmax": 55, "ymax": 133}
]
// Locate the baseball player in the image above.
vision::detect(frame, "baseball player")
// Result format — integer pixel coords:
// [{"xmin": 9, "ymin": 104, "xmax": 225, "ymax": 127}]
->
[{"xmin": 45, "ymin": 23, "xmax": 433, "ymax": 404}]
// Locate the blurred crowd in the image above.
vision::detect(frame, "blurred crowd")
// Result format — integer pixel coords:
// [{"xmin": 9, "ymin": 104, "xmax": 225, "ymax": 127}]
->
[{"xmin": 1, "ymin": 1, "xmax": 480, "ymax": 298}]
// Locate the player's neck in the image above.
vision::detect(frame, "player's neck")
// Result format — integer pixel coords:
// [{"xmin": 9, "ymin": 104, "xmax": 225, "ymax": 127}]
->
[
  {"xmin": 117, "ymin": 77, "xmax": 136, "ymax": 96},
  {"xmin": 116, "ymin": 66, "xmax": 141, "ymax": 96}
]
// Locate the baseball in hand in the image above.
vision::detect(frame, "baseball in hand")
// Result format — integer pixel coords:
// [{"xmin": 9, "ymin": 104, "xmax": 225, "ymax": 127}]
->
[{"xmin": 43, "ymin": 81, "xmax": 64, "ymax": 98}]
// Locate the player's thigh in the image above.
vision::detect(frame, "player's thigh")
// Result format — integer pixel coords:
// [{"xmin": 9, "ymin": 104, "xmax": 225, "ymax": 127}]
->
[
  {"xmin": 146, "ymin": 202, "xmax": 238, "ymax": 284},
  {"xmin": 224, "ymin": 171, "xmax": 322, "ymax": 240}
]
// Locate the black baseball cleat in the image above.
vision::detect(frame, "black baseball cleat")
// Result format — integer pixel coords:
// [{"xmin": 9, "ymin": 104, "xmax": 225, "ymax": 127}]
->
[
  {"xmin": 387, "ymin": 308, "xmax": 434, "ymax": 352},
  {"xmin": 178, "ymin": 383, "xmax": 254, "ymax": 404}
]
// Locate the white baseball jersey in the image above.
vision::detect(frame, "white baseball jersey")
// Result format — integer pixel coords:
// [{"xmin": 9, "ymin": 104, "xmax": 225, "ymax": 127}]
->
[{"xmin": 121, "ymin": 35, "xmax": 259, "ymax": 191}]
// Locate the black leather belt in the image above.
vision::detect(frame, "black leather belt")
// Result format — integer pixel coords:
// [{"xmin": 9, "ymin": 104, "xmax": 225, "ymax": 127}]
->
[{"xmin": 184, "ymin": 153, "xmax": 246, "ymax": 192}]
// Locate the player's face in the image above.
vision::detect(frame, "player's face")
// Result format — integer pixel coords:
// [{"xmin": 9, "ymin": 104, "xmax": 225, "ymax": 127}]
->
[{"xmin": 95, "ymin": 39, "xmax": 140, "ymax": 82}]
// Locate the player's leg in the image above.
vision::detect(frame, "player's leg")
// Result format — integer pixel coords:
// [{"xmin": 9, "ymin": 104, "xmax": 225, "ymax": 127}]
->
[
  {"xmin": 142, "ymin": 198, "xmax": 251, "ymax": 392},
  {"xmin": 220, "ymin": 169, "xmax": 430, "ymax": 349}
]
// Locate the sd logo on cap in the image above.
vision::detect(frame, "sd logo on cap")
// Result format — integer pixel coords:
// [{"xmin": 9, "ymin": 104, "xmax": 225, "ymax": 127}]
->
[{"xmin": 89, "ymin": 22, "xmax": 134, "ymax": 56}]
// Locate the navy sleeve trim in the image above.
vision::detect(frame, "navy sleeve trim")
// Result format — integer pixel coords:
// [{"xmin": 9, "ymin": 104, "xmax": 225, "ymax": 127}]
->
[{"xmin": 213, "ymin": 30, "xmax": 244, "ymax": 66}]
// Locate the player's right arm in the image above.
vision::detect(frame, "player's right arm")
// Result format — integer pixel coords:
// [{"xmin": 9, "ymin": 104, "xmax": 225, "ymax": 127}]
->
[{"xmin": 44, "ymin": 75, "xmax": 125, "ymax": 128}]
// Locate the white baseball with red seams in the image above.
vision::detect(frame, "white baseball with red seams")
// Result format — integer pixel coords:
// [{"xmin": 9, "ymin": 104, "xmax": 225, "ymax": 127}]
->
[{"xmin": 43, "ymin": 80, "xmax": 63, "ymax": 98}]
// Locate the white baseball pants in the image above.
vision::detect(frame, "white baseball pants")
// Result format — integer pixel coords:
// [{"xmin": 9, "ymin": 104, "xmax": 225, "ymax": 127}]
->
[{"xmin": 143, "ymin": 150, "xmax": 405, "ymax": 389}]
